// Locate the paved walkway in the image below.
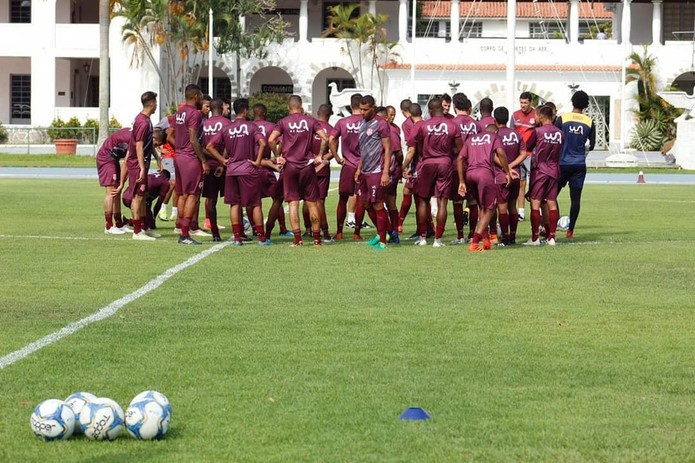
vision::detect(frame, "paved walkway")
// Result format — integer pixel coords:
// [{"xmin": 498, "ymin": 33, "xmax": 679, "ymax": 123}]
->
[{"xmin": 1, "ymin": 167, "xmax": 694, "ymax": 184}]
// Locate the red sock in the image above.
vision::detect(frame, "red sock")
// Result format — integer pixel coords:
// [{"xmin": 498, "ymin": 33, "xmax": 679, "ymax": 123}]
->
[
  {"xmin": 321, "ymin": 223, "xmax": 330, "ymax": 239},
  {"xmin": 232, "ymin": 223, "xmax": 242, "ymax": 243},
  {"xmin": 114, "ymin": 213, "xmax": 123, "ymax": 228},
  {"xmin": 498, "ymin": 212, "xmax": 510, "ymax": 242},
  {"xmin": 366, "ymin": 207, "xmax": 378, "ymax": 226},
  {"xmin": 472, "ymin": 232, "xmax": 483, "ymax": 245},
  {"xmin": 181, "ymin": 217, "xmax": 191, "ymax": 238},
  {"xmin": 105, "ymin": 212, "xmax": 113, "ymax": 229},
  {"xmin": 417, "ymin": 218, "xmax": 427, "ymax": 237},
  {"xmin": 292, "ymin": 229, "xmax": 302, "ymax": 244},
  {"xmin": 531, "ymin": 209, "xmax": 541, "ymax": 241},
  {"xmin": 399, "ymin": 193, "xmax": 412, "ymax": 222},
  {"xmin": 509, "ymin": 213, "xmax": 519, "ymax": 238},
  {"xmin": 388, "ymin": 209, "xmax": 399, "ymax": 232},
  {"xmin": 376, "ymin": 208, "xmax": 388, "ymax": 243},
  {"xmin": 435, "ymin": 225, "xmax": 445, "ymax": 239},
  {"xmin": 255, "ymin": 224, "xmax": 266, "ymax": 243},
  {"xmin": 133, "ymin": 219, "xmax": 143, "ymax": 234},
  {"xmin": 336, "ymin": 197, "xmax": 347, "ymax": 233},
  {"xmin": 548, "ymin": 209, "xmax": 559, "ymax": 240},
  {"xmin": 468, "ymin": 207, "xmax": 478, "ymax": 239},
  {"xmin": 354, "ymin": 203, "xmax": 365, "ymax": 235},
  {"xmin": 453, "ymin": 203, "xmax": 464, "ymax": 238},
  {"xmin": 312, "ymin": 230, "xmax": 321, "ymax": 245}
]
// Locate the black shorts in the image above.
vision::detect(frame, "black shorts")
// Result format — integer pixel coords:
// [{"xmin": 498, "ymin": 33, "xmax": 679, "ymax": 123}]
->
[{"xmin": 559, "ymin": 164, "xmax": 586, "ymax": 190}]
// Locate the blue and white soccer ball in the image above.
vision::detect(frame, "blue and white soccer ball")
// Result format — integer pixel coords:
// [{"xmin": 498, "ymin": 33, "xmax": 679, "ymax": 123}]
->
[
  {"xmin": 130, "ymin": 390, "xmax": 172, "ymax": 417},
  {"xmin": 64, "ymin": 392, "xmax": 97, "ymax": 434},
  {"xmin": 30, "ymin": 399, "xmax": 76, "ymax": 441},
  {"xmin": 79, "ymin": 397, "xmax": 125, "ymax": 441},
  {"xmin": 126, "ymin": 399, "xmax": 171, "ymax": 440},
  {"xmin": 557, "ymin": 215, "xmax": 570, "ymax": 230}
]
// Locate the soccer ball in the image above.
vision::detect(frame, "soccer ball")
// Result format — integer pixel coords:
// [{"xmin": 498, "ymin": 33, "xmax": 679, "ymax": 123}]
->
[
  {"xmin": 30, "ymin": 399, "xmax": 76, "ymax": 441},
  {"xmin": 130, "ymin": 390, "xmax": 172, "ymax": 417},
  {"xmin": 557, "ymin": 215, "xmax": 570, "ymax": 230},
  {"xmin": 64, "ymin": 392, "xmax": 97, "ymax": 434},
  {"xmin": 79, "ymin": 397, "xmax": 125, "ymax": 441},
  {"xmin": 126, "ymin": 399, "xmax": 171, "ymax": 440}
]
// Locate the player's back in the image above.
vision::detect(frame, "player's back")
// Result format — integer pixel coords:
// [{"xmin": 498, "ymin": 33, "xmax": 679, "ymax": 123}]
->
[{"xmin": 556, "ymin": 112, "xmax": 594, "ymax": 166}]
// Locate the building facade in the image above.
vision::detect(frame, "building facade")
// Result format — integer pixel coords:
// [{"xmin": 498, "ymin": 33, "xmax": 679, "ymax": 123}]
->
[{"xmin": 0, "ymin": 0, "xmax": 694, "ymax": 150}]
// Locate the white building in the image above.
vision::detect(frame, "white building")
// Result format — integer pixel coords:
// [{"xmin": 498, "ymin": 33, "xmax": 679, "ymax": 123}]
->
[{"xmin": 0, "ymin": 0, "xmax": 694, "ymax": 150}]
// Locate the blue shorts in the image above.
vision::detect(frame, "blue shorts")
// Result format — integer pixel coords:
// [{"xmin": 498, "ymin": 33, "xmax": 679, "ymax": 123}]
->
[{"xmin": 559, "ymin": 164, "xmax": 586, "ymax": 190}]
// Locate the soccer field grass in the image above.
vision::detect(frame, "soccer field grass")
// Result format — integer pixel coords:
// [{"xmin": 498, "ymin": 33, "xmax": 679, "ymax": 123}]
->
[{"xmin": 1, "ymin": 179, "xmax": 694, "ymax": 462}]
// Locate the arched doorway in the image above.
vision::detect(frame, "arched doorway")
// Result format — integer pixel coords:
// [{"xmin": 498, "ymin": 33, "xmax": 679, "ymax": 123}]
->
[
  {"xmin": 249, "ymin": 67, "xmax": 294, "ymax": 97},
  {"xmin": 672, "ymin": 72, "xmax": 695, "ymax": 96},
  {"xmin": 312, "ymin": 67, "xmax": 356, "ymax": 116}
]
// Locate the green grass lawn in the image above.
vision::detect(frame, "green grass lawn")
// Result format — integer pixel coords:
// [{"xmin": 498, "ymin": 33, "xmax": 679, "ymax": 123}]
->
[
  {"xmin": 0, "ymin": 154, "xmax": 97, "ymax": 167},
  {"xmin": 1, "ymin": 179, "xmax": 694, "ymax": 462}
]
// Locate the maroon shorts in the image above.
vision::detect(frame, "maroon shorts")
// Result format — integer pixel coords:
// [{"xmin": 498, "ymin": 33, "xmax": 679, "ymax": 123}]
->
[
  {"xmin": 529, "ymin": 173, "xmax": 559, "ymax": 202},
  {"xmin": 466, "ymin": 170, "xmax": 497, "ymax": 210},
  {"xmin": 449, "ymin": 169, "xmax": 464, "ymax": 202},
  {"xmin": 338, "ymin": 164, "xmax": 358, "ymax": 197},
  {"xmin": 404, "ymin": 175, "xmax": 417, "ymax": 192},
  {"xmin": 260, "ymin": 169, "xmax": 279, "ymax": 199},
  {"xmin": 358, "ymin": 172, "xmax": 385, "ymax": 204},
  {"xmin": 384, "ymin": 164, "xmax": 402, "ymax": 196},
  {"xmin": 224, "ymin": 173, "xmax": 262, "ymax": 207},
  {"xmin": 415, "ymin": 162, "xmax": 451, "ymax": 200},
  {"xmin": 317, "ymin": 173, "xmax": 330, "ymax": 200},
  {"xmin": 283, "ymin": 163, "xmax": 319, "ymax": 202},
  {"xmin": 97, "ymin": 159, "xmax": 120, "ymax": 187},
  {"xmin": 126, "ymin": 167, "xmax": 147, "ymax": 200},
  {"xmin": 202, "ymin": 169, "xmax": 225, "ymax": 199},
  {"xmin": 506, "ymin": 178, "xmax": 520, "ymax": 206},
  {"xmin": 495, "ymin": 183, "xmax": 510, "ymax": 204},
  {"xmin": 175, "ymin": 156, "xmax": 203, "ymax": 196}
]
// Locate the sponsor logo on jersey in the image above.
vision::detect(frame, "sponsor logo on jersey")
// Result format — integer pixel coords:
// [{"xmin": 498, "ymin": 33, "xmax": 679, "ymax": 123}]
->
[
  {"xmin": 459, "ymin": 122, "xmax": 477, "ymax": 135},
  {"xmin": 175, "ymin": 112, "xmax": 186, "ymax": 124},
  {"xmin": 288, "ymin": 119, "xmax": 309, "ymax": 132},
  {"xmin": 568, "ymin": 125, "xmax": 584, "ymax": 135},
  {"xmin": 257, "ymin": 125, "xmax": 267, "ymax": 136},
  {"xmin": 502, "ymin": 132, "xmax": 519, "ymax": 145},
  {"xmin": 228, "ymin": 124, "xmax": 249, "ymax": 138},
  {"xmin": 470, "ymin": 133, "xmax": 492, "ymax": 145},
  {"xmin": 203, "ymin": 121, "xmax": 224, "ymax": 135},
  {"xmin": 427, "ymin": 122, "xmax": 449, "ymax": 135},
  {"xmin": 544, "ymin": 131, "xmax": 563, "ymax": 143},
  {"xmin": 346, "ymin": 122, "xmax": 361, "ymax": 132}
]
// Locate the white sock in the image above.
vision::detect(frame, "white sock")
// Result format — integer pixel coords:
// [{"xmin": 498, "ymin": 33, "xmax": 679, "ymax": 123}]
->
[
  {"xmin": 348, "ymin": 212, "xmax": 355, "ymax": 222},
  {"xmin": 160, "ymin": 204, "xmax": 167, "ymax": 213},
  {"xmin": 519, "ymin": 207, "xmax": 525, "ymax": 217}
]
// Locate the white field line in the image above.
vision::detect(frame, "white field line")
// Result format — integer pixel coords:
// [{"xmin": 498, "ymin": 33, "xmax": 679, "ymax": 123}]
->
[
  {"xmin": 0, "ymin": 240, "xmax": 230, "ymax": 370},
  {"xmin": 0, "ymin": 234, "xmax": 135, "ymax": 242}
]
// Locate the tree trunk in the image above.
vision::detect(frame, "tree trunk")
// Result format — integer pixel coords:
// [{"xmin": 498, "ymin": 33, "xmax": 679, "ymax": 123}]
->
[{"xmin": 98, "ymin": 0, "xmax": 110, "ymax": 146}]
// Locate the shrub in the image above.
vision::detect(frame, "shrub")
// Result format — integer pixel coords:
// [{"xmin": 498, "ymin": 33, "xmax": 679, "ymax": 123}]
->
[
  {"xmin": 250, "ymin": 93, "xmax": 290, "ymax": 123},
  {"xmin": 47, "ymin": 117, "xmax": 82, "ymax": 141},
  {"xmin": 630, "ymin": 119, "xmax": 665, "ymax": 151},
  {"xmin": 0, "ymin": 120, "xmax": 7, "ymax": 144},
  {"xmin": 83, "ymin": 118, "xmax": 99, "ymax": 143}
]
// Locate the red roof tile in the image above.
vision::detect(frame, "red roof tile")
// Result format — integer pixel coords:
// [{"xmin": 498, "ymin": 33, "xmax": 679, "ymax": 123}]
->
[{"xmin": 421, "ymin": 1, "xmax": 613, "ymax": 20}]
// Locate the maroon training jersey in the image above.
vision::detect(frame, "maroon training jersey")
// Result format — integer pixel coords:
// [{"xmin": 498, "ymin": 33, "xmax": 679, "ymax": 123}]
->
[
  {"xmin": 312, "ymin": 120, "xmax": 333, "ymax": 177},
  {"xmin": 388, "ymin": 123, "xmax": 402, "ymax": 176},
  {"xmin": 528, "ymin": 124, "xmax": 563, "ymax": 179},
  {"xmin": 411, "ymin": 116, "xmax": 460, "ymax": 165},
  {"xmin": 174, "ymin": 103, "xmax": 203, "ymax": 159},
  {"xmin": 255, "ymin": 120, "xmax": 277, "ymax": 160},
  {"xmin": 147, "ymin": 171, "xmax": 171, "ymax": 199},
  {"xmin": 406, "ymin": 120, "xmax": 425, "ymax": 172},
  {"xmin": 496, "ymin": 126, "xmax": 526, "ymax": 181},
  {"xmin": 212, "ymin": 119, "xmax": 264, "ymax": 177},
  {"xmin": 274, "ymin": 113, "xmax": 320, "ymax": 168},
  {"xmin": 202, "ymin": 115, "xmax": 231, "ymax": 169},
  {"xmin": 331, "ymin": 114, "xmax": 362, "ymax": 168},
  {"xmin": 452, "ymin": 114, "xmax": 478, "ymax": 146},
  {"xmin": 127, "ymin": 113, "xmax": 154, "ymax": 170},
  {"xmin": 401, "ymin": 117, "xmax": 414, "ymax": 147},
  {"xmin": 475, "ymin": 115, "xmax": 496, "ymax": 134},
  {"xmin": 460, "ymin": 132, "xmax": 503, "ymax": 176},
  {"xmin": 97, "ymin": 127, "xmax": 131, "ymax": 163}
]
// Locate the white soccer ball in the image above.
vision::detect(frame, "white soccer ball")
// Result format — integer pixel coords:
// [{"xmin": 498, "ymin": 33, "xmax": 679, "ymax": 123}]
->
[
  {"xmin": 64, "ymin": 392, "xmax": 97, "ymax": 434},
  {"xmin": 30, "ymin": 399, "xmax": 76, "ymax": 441},
  {"xmin": 79, "ymin": 397, "xmax": 125, "ymax": 441},
  {"xmin": 557, "ymin": 215, "xmax": 570, "ymax": 230},
  {"xmin": 126, "ymin": 399, "xmax": 171, "ymax": 440},
  {"xmin": 130, "ymin": 390, "xmax": 172, "ymax": 417}
]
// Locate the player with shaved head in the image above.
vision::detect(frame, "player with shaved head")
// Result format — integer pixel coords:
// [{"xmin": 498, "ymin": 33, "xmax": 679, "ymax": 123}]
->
[
  {"xmin": 268, "ymin": 95, "xmax": 329, "ymax": 247},
  {"xmin": 201, "ymin": 97, "xmax": 231, "ymax": 241}
]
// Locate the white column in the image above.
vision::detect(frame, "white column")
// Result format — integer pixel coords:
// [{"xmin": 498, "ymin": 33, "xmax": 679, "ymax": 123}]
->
[
  {"xmin": 506, "ymin": 0, "xmax": 516, "ymax": 113},
  {"xmin": 398, "ymin": 0, "xmax": 408, "ymax": 42},
  {"xmin": 450, "ymin": 0, "xmax": 460, "ymax": 42},
  {"xmin": 621, "ymin": 0, "xmax": 632, "ymax": 45},
  {"xmin": 569, "ymin": 0, "xmax": 579, "ymax": 44},
  {"xmin": 299, "ymin": 0, "xmax": 308, "ymax": 42},
  {"xmin": 652, "ymin": 0, "xmax": 663, "ymax": 45},
  {"xmin": 368, "ymin": 0, "xmax": 376, "ymax": 16},
  {"xmin": 208, "ymin": 8, "xmax": 214, "ymax": 97},
  {"xmin": 614, "ymin": 2, "xmax": 623, "ymax": 43},
  {"xmin": 32, "ymin": 0, "xmax": 57, "ymax": 126}
]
